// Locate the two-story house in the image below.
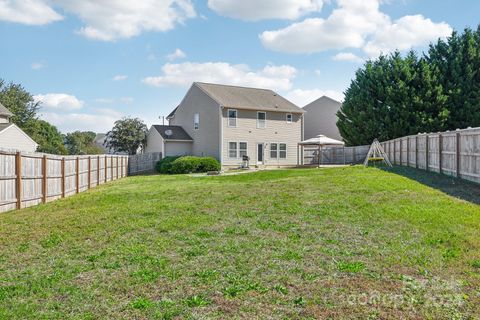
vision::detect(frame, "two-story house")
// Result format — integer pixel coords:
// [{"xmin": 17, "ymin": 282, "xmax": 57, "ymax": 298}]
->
[{"xmin": 145, "ymin": 82, "xmax": 305, "ymax": 168}]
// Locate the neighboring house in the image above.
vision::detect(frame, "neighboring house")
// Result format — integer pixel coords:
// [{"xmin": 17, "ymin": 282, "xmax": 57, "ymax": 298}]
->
[
  {"xmin": 0, "ymin": 102, "xmax": 38, "ymax": 152},
  {"xmin": 303, "ymin": 96, "xmax": 343, "ymax": 141},
  {"xmin": 146, "ymin": 82, "xmax": 305, "ymax": 167}
]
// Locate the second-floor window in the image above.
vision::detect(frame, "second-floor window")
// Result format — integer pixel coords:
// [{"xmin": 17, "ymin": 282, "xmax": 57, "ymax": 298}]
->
[
  {"xmin": 228, "ymin": 109, "xmax": 237, "ymax": 127},
  {"xmin": 286, "ymin": 113, "xmax": 293, "ymax": 123},
  {"xmin": 257, "ymin": 111, "xmax": 266, "ymax": 128},
  {"xmin": 194, "ymin": 113, "xmax": 199, "ymax": 130}
]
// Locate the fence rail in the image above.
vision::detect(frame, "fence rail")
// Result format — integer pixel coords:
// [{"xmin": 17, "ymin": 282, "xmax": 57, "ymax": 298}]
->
[
  {"xmin": 380, "ymin": 127, "xmax": 480, "ymax": 184},
  {"xmin": 128, "ymin": 152, "xmax": 162, "ymax": 175},
  {"xmin": 0, "ymin": 150, "xmax": 128, "ymax": 213}
]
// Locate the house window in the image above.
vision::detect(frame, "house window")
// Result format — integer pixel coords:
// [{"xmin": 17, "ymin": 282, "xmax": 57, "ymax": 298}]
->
[
  {"xmin": 194, "ymin": 113, "xmax": 199, "ymax": 130},
  {"xmin": 229, "ymin": 142, "xmax": 238, "ymax": 158},
  {"xmin": 270, "ymin": 143, "xmax": 278, "ymax": 159},
  {"xmin": 270, "ymin": 143, "xmax": 287, "ymax": 159},
  {"xmin": 257, "ymin": 112, "xmax": 266, "ymax": 128},
  {"xmin": 279, "ymin": 143, "xmax": 287, "ymax": 159},
  {"xmin": 286, "ymin": 114, "xmax": 293, "ymax": 123},
  {"xmin": 228, "ymin": 109, "xmax": 237, "ymax": 127},
  {"xmin": 239, "ymin": 142, "xmax": 248, "ymax": 158}
]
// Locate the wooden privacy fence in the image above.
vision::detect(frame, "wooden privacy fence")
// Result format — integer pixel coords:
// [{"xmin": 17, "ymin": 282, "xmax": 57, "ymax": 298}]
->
[
  {"xmin": 302, "ymin": 145, "xmax": 370, "ymax": 165},
  {"xmin": 0, "ymin": 150, "xmax": 129, "ymax": 213},
  {"xmin": 380, "ymin": 127, "xmax": 480, "ymax": 184},
  {"xmin": 128, "ymin": 152, "xmax": 162, "ymax": 175}
]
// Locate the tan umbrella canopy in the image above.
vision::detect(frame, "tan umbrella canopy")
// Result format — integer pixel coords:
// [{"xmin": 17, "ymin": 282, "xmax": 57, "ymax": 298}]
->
[{"xmin": 298, "ymin": 135, "xmax": 345, "ymax": 166}]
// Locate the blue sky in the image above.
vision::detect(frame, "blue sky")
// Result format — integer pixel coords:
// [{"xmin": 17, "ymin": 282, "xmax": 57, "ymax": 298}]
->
[{"xmin": 0, "ymin": 0, "xmax": 478, "ymax": 133}]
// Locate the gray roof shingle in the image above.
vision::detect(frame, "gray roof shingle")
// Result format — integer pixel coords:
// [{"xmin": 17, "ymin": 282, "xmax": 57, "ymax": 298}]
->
[
  {"xmin": 195, "ymin": 82, "xmax": 304, "ymax": 113},
  {"xmin": 0, "ymin": 102, "xmax": 13, "ymax": 117},
  {"xmin": 153, "ymin": 125, "xmax": 193, "ymax": 141},
  {"xmin": 0, "ymin": 123, "xmax": 13, "ymax": 133}
]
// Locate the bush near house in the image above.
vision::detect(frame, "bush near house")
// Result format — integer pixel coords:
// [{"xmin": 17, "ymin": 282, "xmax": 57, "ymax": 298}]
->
[{"xmin": 156, "ymin": 156, "xmax": 220, "ymax": 174}]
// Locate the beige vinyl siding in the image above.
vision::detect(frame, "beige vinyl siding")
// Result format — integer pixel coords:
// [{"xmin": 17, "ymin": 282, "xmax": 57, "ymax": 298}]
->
[
  {"xmin": 0, "ymin": 125, "xmax": 38, "ymax": 152},
  {"xmin": 303, "ymin": 97, "xmax": 343, "ymax": 140},
  {"xmin": 169, "ymin": 85, "xmax": 221, "ymax": 159},
  {"xmin": 0, "ymin": 117, "xmax": 8, "ymax": 124},
  {"xmin": 164, "ymin": 141, "xmax": 192, "ymax": 157},
  {"xmin": 145, "ymin": 126, "xmax": 164, "ymax": 154},
  {"xmin": 221, "ymin": 109, "xmax": 302, "ymax": 167}
]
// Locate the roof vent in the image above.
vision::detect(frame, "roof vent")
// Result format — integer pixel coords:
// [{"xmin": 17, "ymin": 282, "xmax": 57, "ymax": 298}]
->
[{"xmin": 165, "ymin": 129, "xmax": 173, "ymax": 137}]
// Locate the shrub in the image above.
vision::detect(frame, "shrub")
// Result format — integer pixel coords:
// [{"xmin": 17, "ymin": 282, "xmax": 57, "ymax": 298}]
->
[
  {"xmin": 157, "ymin": 156, "xmax": 221, "ymax": 174},
  {"xmin": 155, "ymin": 156, "xmax": 181, "ymax": 174},
  {"xmin": 198, "ymin": 157, "xmax": 221, "ymax": 172}
]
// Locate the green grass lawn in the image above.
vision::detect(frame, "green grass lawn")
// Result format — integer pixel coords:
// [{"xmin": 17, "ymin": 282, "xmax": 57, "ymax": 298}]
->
[{"xmin": 1, "ymin": 166, "xmax": 480, "ymax": 319}]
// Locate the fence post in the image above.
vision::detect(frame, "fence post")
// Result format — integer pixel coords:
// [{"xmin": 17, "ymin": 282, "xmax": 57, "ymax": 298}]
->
[
  {"xmin": 87, "ymin": 156, "xmax": 91, "ymax": 189},
  {"xmin": 42, "ymin": 155, "xmax": 47, "ymax": 203},
  {"xmin": 15, "ymin": 152, "xmax": 22, "ymax": 209},
  {"xmin": 75, "ymin": 157, "xmax": 80, "ymax": 193},
  {"xmin": 111, "ymin": 157, "xmax": 114, "ymax": 180},
  {"xmin": 406, "ymin": 137, "xmax": 410, "ymax": 167},
  {"xmin": 116, "ymin": 157, "xmax": 119, "ymax": 179},
  {"xmin": 425, "ymin": 135, "xmax": 429, "ymax": 171},
  {"xmin": 393, "ymin": 140, "xmax": 396, "ymax": 165},
  {"xmin": 456, "ymin": 131, "xmax": 461, "ymax": 178},
  {"xmin": 61, "ymin": 157, "xmax": 65, "ymax": 198},
  {"xmin": 97, "ymin": 156, "xmax": 100, "ymax": 185},
  {"xmin": 438, "ymin": 134, "xmax": 443, "ymax": 174},
  {"xmin": 415, "ymin": 135, "xmax": 419, "ymax": 169},
  {"xmin": 105, "ymin": 156, "xmax": 108, "ymax": 183},
  {"xmin": 399, "ymin": 139, "xmax": 403, "ymax": 165}
]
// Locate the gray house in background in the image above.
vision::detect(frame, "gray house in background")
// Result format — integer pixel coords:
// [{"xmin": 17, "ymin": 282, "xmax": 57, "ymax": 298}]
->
[
  {"xmin": 145, "ymin": 82, "xmax": 305, "ymax": 168},
  {"xmin": 303, "ymin": 96, "xmax": 343, "ymax": 141}
]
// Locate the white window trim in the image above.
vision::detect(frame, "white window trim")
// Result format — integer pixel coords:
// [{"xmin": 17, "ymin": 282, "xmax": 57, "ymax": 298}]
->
[
  {"xmin": 239, "ymin": 141, "xmax": 248, "ymax": 158},
  {"xmin": 286, "ymin": 113, "xmax": 293, "ymax": 123},
  {"xmin": 257, "ymin": 111, "xmax": 266, "ymax": 129},
  {"xmin": 228, "ymin": 109, "xmax": 237, "ymax": 128},
  {"xmin": 270, "ymin": 142, "xmax": 287, "ymax": 160},
  {"xmin": 228, "ymin": 141, "xmax": 238, "ymax": 159},
  {"xmin": 193, "ymin": 113, "xmax": 199, "ymax": 130}
]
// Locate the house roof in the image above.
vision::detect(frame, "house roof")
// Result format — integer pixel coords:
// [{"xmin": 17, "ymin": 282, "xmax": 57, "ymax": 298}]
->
[
  {"xmin": 0, "ymin": 102, "xmax": 13, "ymax": 117},
  {"xmin": 194, "ymin": 82, "xmax": 305, "ymax": 113},
  {"xmin": 303, "ymin": 95, "xmax": 342, "ymax": 109},
  {"xmin": 153, "ymin": 125, "xmax": 193, "ymax": 141},
  {"xmin": 166, "ymin": 106, "xmax": 178, "ymax": 119},
  {"xmin": 0, "ymin": 123, "xmax": 13, "ymax": 133}
]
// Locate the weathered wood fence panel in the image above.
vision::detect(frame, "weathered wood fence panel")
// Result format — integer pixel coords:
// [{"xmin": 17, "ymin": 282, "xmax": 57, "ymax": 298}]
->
[
  {"xmin": 128, "ymin": 152, "xmax": 162, "ymax": 175},
  {"xmin": 303, "ymin": 145, "xmax": 369, "ymax": 165},
  {"xmin": 381, "ymin": 127, "xmax": 480, "ymax": 184},
  {"xmin": 0, "ymin": 150, "xmax": 129, "ymax": 213}
]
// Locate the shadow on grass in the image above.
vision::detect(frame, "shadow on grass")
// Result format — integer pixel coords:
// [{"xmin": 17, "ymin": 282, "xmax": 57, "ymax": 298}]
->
[{"xmin": 381, "ymin": 166, "xmax": 480, "ymax": 205}]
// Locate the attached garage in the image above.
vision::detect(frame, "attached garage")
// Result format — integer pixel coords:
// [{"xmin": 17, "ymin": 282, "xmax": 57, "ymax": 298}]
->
[{"xmin": 145, "ymin": 125, "xmax": 193, "ymax": 158}]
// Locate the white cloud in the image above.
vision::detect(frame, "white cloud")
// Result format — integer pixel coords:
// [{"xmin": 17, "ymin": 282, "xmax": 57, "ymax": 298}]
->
[
  {"xmin": 95, "ymin": 97, "xmax": 133, "ymax": 104},
  {"xmin": 364, "ymin": 15, "xmax": 452, "ymax": 57},
  {"xmin": 207, "ymin": 0, "xmax": 323, "ymax": 21},
  {"xmin": 0, "ymin": 0, "xmax": 196, "ymax": 41},
  {"xmin": 34, "ymin": 93, "xmax": 84, "ymax": 110},
  {"xmin": 0, "ymin": 0, "xmax": 63, "ymax": 25},
  {"xmin": 41, "ymin": 108, "xmax": 122, "ymax": 133},
  {"xmin": 332, "ymin": 52, "xmax": 363, "ymax": 63},
  {"xmin": 120, "ymin": 97, "xmax": 134, "ymax": 104},
  {"xmin": 56, "ymin": 0, "xmax": 196, "ymax": 41},
  {"xmin": 286, "ymin": 88, "xmax": 344, "ymax": 106},
  {"xmin": 31, "ymin": 62, "xmax": 44, "ymax": 70},
  {"xmin": 143, "ymin": 62, "xmax": 297, "ymax": 91},
  {"xmin": 112, "ymin": 75, "xmax": 127, "ymax": 81},
  {"xmin": 166, "ymin": 48, "xmax": 186, "ymax": 61},
  {"xmin": 260, "ymin": 0, "xmax": 451, "ymax": 57}
]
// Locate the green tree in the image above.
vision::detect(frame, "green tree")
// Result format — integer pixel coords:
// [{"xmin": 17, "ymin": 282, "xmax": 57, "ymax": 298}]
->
[
  {"xmin": 64, "ymin": 131, "xmax": 103, "ymax": 155},
  {"xmin": 105, "ymin": 117, "xmax": 147, "ymax": 155},
  {"xmin": 0, "ymin": 79, "xmax": 39, "ymax": 130},
  {"xmin": 31, "ymin": 120, "xmax": 68, "ymax": 155}
]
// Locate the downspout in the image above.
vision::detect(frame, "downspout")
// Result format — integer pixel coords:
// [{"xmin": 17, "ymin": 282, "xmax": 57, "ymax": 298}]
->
[{"xmin": 219, "ymin": 105, "xmax": 223, "ymax": 166}]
